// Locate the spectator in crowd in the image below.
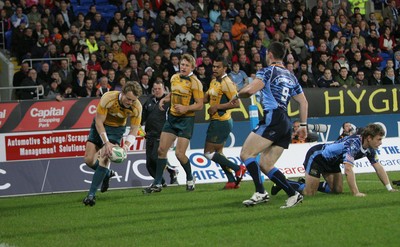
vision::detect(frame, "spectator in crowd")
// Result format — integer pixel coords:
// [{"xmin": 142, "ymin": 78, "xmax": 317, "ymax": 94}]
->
[
  {"xmin": 337, "ymin": 122, "xmax": 355, "ymax": 140},
  {"xmin": 317, "ymin": 68, "xmax": 340, "ymax": 88},
  {"xmin": 111, "ymin": 41, "xmax": 128, "ymax": 69},
  {"xmin": 228, "ymin": 62, "xmax": 248, "ymax": 91},
  {"xmin": 382, "ymin": 67, "xmax": 400, "ymax": 85},
  {"xmin": 19, "ymin": 68, "xmax": 44, "ymax": 100},
  {"xmin": 45, "ymin": 79, "xmax": 63, "ymax": 101},
  {"xmin": 195, "ymin": 64, "xmax": 211, "ymax": 92},
  {"xmin": 335, "ymin": 66, "xmax": 357, "ymax": 88},
  {"xmin": 354, "ymin": 70, "xmax": 368, "ymax": 86},
  {"xmin": 216, "ymin": 8, "xmax": 232, "ymax": 33},
  {"xmin": 96, "ymin": 76, "xmax": 112, "ymax": 97},
  {"xmin": 139, "ymin": 73, "xmax": 152, "ymax": 96}
]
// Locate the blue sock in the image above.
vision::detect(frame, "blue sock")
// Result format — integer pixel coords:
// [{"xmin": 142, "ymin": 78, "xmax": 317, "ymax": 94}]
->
[
  {"xmin": 181, "ymin": 160, "xmax": 193, "ymax": 181},
  {"xmin": 88, "ymin": 166, "xmax": 108, "ymax": 196},
  {"xmin": 287, "ymin": 180, "xmax": 305, "ymax": 193},
  {"xmin": 267, "ymin": 167, "xmax": 296, "ymax": 197},
  {"xmin": 243, "ymin": 157, "xmax": 265, "ymax": 193},
  {"xmin": 154, "ymin": 158, "xmax": 167, "ymax": 185},
  {"xmin": 318, "ymin": 181, "xmax": 331, "ymax": 193}
]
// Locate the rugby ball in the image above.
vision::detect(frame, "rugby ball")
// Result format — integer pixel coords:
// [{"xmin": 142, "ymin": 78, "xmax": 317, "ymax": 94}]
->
[{"xmin": 110, "ymin": 146, "xmax": 127, "ymax": 163}]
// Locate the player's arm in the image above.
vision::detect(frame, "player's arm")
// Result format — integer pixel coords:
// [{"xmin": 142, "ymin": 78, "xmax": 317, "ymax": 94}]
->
[
  {"xmin": 231, "ymin": 77, "xmax": 264, "ymax": 102},
  {"xmin": 371, "ymin": 162, "xmax": 398, "ymax": 192},
  {"xmin": 344, "ymin": 162, "xmax": 366, "ymax": 197},
  {"xmin": 292, "ymin": 92, "xmax": 309, "ymax": 139},
  {"xmin": 203, "ymin": 91, "xmax": 210, "ymax": 103},
  {"xmin": 159, "ymin": 93, "xmax": 171, "ymax": 111},
  {"xmin": 185, "ymin": 97, "xmax": 203, "ymax": 112},
  {"xmin": 95, "ymin": 113, "xmax": 114, "ymax": 157}
]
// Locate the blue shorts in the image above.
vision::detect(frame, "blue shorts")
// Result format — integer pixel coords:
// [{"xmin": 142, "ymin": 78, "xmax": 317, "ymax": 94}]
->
[
  {"xmin": 252, "ymin": 108, "xmax": 292, "ymax": 149},
  {"xmin": 87, "ymin": 119, "xmax": 126, "ymax": 148},
  {"xmin": 304, "ymin": 144, "xmax": 341, "ymax": 178}
]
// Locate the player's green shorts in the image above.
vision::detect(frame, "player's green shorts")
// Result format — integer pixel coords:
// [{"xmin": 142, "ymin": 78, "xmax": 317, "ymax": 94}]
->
[
  {"xmin": 206, "ymin": 119, "xmax": 233, "ymax": 144},
  {"xmin": 87, "ymin": 119, "xmax": 126, "ymax": 147},
  {"xmin": 163, "ymin": 114, "xmax": 195, "ymax": 139}
]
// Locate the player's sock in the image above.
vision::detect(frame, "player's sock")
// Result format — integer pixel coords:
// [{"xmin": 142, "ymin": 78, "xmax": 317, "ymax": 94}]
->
[
  {"xmin": 318, "ymin": 181, "xmax": 331, "ymax": 193},
  {"xmin": 243, "ymin": 157, "xmax": 265, "ymax": 193},
  {"xmin": 154, "ymin": 158, "xmax": 167, "ymax": 185},
  {"xmin": 88, "ymin": 166, "xmax": 108, "ymax": 196},
  {"xmin": 287, "ymin": 179, "xmax": 305, "ymax": 193},
  {"xmin": 220, "ymin": 165, "xmax": 236, "ymax": 182},
  {"xmin": 267, "ymin": 167, "xmax": 296, "ymax": 197},
  {"xmin": 181, "ymin": 160, "xmax": 193, "ymax": 181},
  {"xmin": 88, "ymin": 160, "xmax": 99, "ymax": 171},
  {"xmin": 212, "ymin": 152, "xmax": 239, "ymax": 172}
]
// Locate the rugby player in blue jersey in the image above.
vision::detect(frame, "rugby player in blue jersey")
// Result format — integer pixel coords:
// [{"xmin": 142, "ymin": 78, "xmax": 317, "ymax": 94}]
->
[
  {"xmin": 230, "ymin": 42, "xmax": 309, "ymax": 208},
  {"xmin": 275, "ymin": 123, "xmax": 397, "ymax": 196}
]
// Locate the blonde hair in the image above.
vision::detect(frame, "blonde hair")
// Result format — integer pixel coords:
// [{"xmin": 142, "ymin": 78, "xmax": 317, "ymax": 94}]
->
[
  {"xmin": 181, "ymin": 53, "xmax": 196, "ymax": 69},
  {"xmin": 122, "ymin": 81, "xmax": 142, "ymax": 97}
]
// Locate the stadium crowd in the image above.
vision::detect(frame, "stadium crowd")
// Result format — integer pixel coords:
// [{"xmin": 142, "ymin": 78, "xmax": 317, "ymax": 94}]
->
[{"xmin": 2, "ymin": 0, "xmax": 400, "ymax": 100}]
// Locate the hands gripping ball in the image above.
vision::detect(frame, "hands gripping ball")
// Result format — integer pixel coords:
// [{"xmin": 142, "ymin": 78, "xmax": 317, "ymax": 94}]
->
[{"xmin": 110, "ymin": 146, "xmax": 127, "ymax": 163}]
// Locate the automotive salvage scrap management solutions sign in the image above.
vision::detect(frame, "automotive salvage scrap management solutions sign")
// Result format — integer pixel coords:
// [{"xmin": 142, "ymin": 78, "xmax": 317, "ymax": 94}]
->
[{"xmin": 4, "ymin": 130, "xmax": 89, "ymax": 160}]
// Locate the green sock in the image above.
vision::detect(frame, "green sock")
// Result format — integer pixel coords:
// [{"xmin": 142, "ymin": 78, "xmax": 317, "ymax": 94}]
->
[
  {"xmin": 88, "ymin": 160, "xmax": 99, "ymax": 171},
  {"xmin": 221, "ymin": 165, "xmax": 236, "ymax": 182},
  {"xmin": 154, "ymin": 158, "xmax": 167, "ymax": 185},
  {"xmin": 212, "ymin": 152, "xmax": 239, "ymax": 172},
  {"xmin": 181, "ymin": 160, "xmax": 193, "ymax": 181},
  {"xmin": 89, "ymin": 166, "xmax": 107, "ymax": 196}
]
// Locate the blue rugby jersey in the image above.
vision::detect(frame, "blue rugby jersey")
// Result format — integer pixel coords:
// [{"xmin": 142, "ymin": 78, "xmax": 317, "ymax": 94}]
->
[
  {"xmin": 321, "ymin": 135, "xmax": 379, "ymax": 166},
  {"xmin": 255, "ymin": 64, "xmax": 303, "ymax": 112}
]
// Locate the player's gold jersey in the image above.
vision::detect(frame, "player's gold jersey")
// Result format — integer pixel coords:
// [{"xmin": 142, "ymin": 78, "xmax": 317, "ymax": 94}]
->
[
  {"xmin": 207, "ymin": 74, "xmax": 237, "ymax": 121},
  {"xmin": 170, "ymin": 73, "xmax": 204, "ymax": 117},
  {"xmin": 96, "ymin": 91, "xmax": 142, "ymax": 127}
]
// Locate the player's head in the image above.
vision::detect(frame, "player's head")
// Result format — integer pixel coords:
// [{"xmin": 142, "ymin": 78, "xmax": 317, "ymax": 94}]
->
[
  {"xmin": 268, "ymin": 42, "xmax": 285, "ymax": 61},
  {"xmin": 121, "ymin": 81, "xmax": 142, "ymax": 108},
  {"xmin": 180, "ymin": 53, "xmax": 196, "ymax": 76},
  {"xmin": 361, "ymin": 123, "xmax": 385, "ymax": 149},
  {"xmin": 212, "ymin": 56, "xmax": 228, "ymax": 78}
]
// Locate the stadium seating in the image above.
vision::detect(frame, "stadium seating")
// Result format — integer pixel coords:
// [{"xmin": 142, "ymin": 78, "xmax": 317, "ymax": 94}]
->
[{"xmin": 5, "ymin": 30, "xmax": 12, "ymax": 51}]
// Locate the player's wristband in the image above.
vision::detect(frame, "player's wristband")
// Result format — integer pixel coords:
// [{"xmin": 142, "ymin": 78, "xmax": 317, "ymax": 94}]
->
[
  {"xmin": 125, "ymin": 134, "xmax": 136, "ymax": 149},
  {"xmin": 385, "ymin": 184, "xmax": 393, "ymax": 191},
  {"xmin": 300, "ymin": 122, "xmax": 307, "ymax": 127},
  {"xmin": 100, "ymin": 132, "xmax": 109, "ymax": 144},
  {"xmin": 232, "ymin": 93, "xmax": 240, "ymax": 100}
]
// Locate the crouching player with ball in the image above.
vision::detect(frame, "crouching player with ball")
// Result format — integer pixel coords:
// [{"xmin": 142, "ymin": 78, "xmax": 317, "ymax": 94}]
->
[{"xmin": 83, "ymin": 81, "xmax": 143, "ymax": 206}]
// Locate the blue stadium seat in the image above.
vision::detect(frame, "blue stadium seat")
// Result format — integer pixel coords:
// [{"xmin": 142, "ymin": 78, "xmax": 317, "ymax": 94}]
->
[
  {"xmin": 97, "ymin": 4, "xmax": 118, "ymax": 13},
  {"xmin": 94, "ymin": 0, "xmax": 109, "ymax": 5},
  {"xmin": 79, "ymin": 0, "xmax": 94, "ymax": 6},
  {"xmin": 74, "ymin": 5, "xmax": 90, "ymax": 15}
]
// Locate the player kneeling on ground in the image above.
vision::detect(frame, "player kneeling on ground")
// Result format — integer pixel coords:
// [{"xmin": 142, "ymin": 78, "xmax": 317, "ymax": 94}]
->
[
  {"xmin": 83, "ymin": 81, "xmax": 143, "ymax": 206},
  {"xmin": 272, "ymin": 123, "xmax": 398, "ymax": 197}
]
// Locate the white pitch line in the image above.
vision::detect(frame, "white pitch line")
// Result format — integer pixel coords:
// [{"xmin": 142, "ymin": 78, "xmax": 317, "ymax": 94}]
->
[{"xmin": 41, "ymin": 160, "xmax": 50, "ymax": 192}]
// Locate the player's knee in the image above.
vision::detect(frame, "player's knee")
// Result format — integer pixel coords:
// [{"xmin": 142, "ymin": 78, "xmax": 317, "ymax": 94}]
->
[
  {"xmin": 84, "ymin": 156, "xmax": 96, "ymax": 166},
  {"xmin": 204, "ymin": 152, "xmax": 215, "ymax": 160}
]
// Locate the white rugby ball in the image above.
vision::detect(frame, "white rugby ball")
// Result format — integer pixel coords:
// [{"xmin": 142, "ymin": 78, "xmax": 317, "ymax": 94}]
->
[{"xmin": 110, "ymin": 146, "xmax": 127, "ymax": 163}]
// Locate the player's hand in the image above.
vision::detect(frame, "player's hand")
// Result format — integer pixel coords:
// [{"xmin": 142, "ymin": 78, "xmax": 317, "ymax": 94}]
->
[
  {"xmin": 207, "ymin": 105, "xmax": 218, "ymax": 116},
  {"xmin": 296, "ymin": 126, "xmax": 308, "ymax": 141},
  {"xmin": 354, "ymin": 192, "xmax": 366, "ymax": 197},
  {"xmin": 102, "ymin": 142, "xmax": 114, "ymax": 158},
  {"xmin": 174, "ymin": 104, "xmax": 188, "ymax": 114},
  {"xmin": 159, "ymin": 99, "xmax": 166, "ymax": 111}
]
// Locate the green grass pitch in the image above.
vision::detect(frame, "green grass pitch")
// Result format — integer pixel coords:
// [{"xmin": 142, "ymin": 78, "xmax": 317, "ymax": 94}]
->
[{"xmin": 1, "ymin": 172, "xmax": 400, "ymax": 247}]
